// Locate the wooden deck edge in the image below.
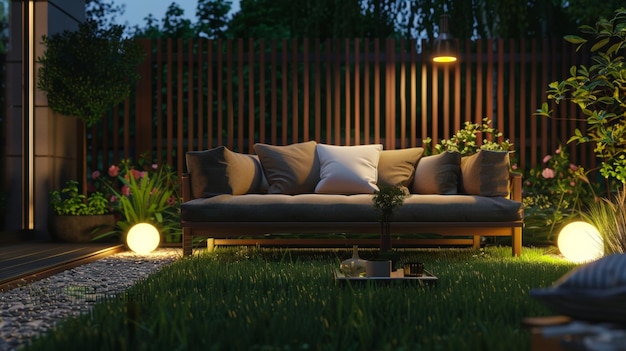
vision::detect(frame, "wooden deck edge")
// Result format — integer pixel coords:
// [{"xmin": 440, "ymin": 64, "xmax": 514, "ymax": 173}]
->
[{"xmin": 0, "ymin": 244, "xmax": 126, "ymax": 292}]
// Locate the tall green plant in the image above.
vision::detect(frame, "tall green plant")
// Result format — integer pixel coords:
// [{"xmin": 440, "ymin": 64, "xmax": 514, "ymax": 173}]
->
[
  {"xmin": 582, "ymin": 190, "xmax": 626, "ymax": 254},
  {"xmin": 536, "ymin": 8, "xmax": 626, "ymax": 187},
  {"xmin": 37, "ymin": 19, "xmax": 144, "ymax": 127}
]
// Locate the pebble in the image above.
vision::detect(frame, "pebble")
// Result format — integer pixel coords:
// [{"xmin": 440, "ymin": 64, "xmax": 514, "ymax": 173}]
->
[{"xmin": 0, "ymin": 248, "xmax": 181, "ymax": 351}]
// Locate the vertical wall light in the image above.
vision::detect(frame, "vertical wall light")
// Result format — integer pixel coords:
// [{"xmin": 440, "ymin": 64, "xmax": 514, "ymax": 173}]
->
[{"xmin": 432, "ymin": 14, "xmax": 458, "ymax": 63}]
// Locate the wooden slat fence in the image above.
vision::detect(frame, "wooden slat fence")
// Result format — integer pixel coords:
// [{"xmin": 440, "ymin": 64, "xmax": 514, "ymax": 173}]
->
[{"xmin": 88, "ymin": 37, "xmax": 593, "ymax": 176}]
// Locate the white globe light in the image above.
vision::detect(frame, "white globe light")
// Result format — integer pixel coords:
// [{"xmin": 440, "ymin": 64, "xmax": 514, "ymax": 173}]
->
[
  {"xmin": 126, "ymin": 223, "xmax": 160, "ymax": 254},
  {"xmin": 557, "ymin": 221, "xmax": 604, "ymax": 263}
]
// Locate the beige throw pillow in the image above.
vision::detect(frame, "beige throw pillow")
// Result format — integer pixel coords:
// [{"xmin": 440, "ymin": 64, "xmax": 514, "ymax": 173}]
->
[
  {"xmin": 377, "ymin": 147, "xmax": 425, "ymax": 187},
  {"xmin": 460, "ymin": 150, "xmax": 510, "ymax": 197},
  {"xmin": 254, "ymin": 141, "xmax": 320, "ymax": 194},
  {"xmin": 411, "ymin": 151, "xmax": 461, "ymax": 194},
  {"xmin": 315, "ymin": 144, "xmax": 383, "ymax": 194},
  {"xmin": 186, "ymin": 146, "xmax": 266, "ymax": 198}
]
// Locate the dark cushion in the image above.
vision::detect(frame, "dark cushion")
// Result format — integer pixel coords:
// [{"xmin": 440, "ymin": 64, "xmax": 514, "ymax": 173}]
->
[
  {"xmin": 377, "ymin": 147, "xmax": 425, "ymax": 188},
  {"xmin": 411, "ymin": 151, "xmax": 461, "ymax": 194},
  {"xmin": 186, "ymin": 146, "xmax": 266, "ymax": 198},
  {"xmin": 530, "ymin": 254, "xmax": 626, "ymax": 324},
  {"xmin": 460, "ymin": 150, "xmax": 510, "ymax": 197},
  {"xmin": 181, "ymin": 193, "xmax": 522, "ymax": 222},
  {"xmin": 254, "ymin": 141, "xmax": 320, "ymax": 194}
]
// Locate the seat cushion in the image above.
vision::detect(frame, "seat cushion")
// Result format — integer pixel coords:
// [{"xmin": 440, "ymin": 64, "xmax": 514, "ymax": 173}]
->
[{"xmin": 181, "ymin": 193, "xmax": 522, "ymax": 222}]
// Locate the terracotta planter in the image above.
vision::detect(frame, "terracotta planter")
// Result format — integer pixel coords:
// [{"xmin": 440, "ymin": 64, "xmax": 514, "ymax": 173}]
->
[{"xmin": 48, "ymin": 214, "xmax": 116, "ymax": 243}]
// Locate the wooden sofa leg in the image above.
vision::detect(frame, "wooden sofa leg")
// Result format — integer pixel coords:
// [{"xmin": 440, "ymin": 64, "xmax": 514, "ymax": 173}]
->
[
  {"xmin": 472, "ymin": 236, "xmax": 481, "ymax": 249},
  {"xmin": 512, "ymin": 227, "xmax": 522, "ymax": 257},
  {"xmin": 183, "ymin": 227, "xmax": 192, "ymax": 256},
  {"xmin": 207, "ymin": 238, "xmax": 215, "ymax": 252}
]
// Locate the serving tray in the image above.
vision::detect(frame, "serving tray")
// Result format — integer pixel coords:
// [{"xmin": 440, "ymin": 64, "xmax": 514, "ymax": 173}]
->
[{"xmin": 333, "ymin": 268, "xmax": 438, "ymax": 286}]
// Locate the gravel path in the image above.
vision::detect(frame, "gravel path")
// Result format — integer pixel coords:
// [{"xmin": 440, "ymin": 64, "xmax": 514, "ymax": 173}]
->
[{"xmin": 0, "ymin": 248, "xmax": 182, "ymax": 351}]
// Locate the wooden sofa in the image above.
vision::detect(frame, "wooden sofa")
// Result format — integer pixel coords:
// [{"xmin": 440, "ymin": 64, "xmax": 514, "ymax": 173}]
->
[{"xmin": 180, "ymin": 143, "xmax": 523, "ymax": 256}]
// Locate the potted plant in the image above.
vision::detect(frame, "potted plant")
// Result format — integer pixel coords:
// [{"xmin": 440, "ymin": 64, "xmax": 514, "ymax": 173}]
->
[
  {"xmin": 368, "ymin": 184, "xmax": 410, "ymax": 276},
  {"xmin": 48, "ymin": 180, "xmax": 115, "ymax": 242}
]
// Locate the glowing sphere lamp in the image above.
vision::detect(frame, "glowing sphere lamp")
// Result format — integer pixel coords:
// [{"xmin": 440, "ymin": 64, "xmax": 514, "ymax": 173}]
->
[
  {"xmin": 557, "ymin": 221, "xmax": 604, "ymax": 263},
  {"xmin": 126, "ymin": 223, "xmax": 160, "ymax": 254}
]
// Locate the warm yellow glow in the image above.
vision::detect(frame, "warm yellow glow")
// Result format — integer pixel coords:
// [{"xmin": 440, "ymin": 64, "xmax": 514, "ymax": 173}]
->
[
  {"xmin": 433, "ymin": 56, "xmax": 457, "ymax": 63},
  {"xmin": 126, "ymin": 223, "xmax": 160, "ymax": 254},
  {"xmin": 557, "ymin": 221, "xmax": 604, "ymax": 263}
]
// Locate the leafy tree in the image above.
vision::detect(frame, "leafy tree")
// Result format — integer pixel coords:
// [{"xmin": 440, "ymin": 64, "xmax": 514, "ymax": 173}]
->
[
  {"xmin": 196, "ymin": 0, "xmax": 232, "ymax": 38},
  {"xmin": 536, "ymin": 8, "xmax": 626, "ymax": 188}
]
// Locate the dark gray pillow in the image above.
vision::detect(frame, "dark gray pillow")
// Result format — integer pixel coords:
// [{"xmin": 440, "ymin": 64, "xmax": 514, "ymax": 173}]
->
[
  {"xmin": 411, "ymin": 151, "xmax": 461, "ymax": 194},
  {"xmin": 254, "ymin": 141, "xmax": 320, "ymax": 194},
  {"xmin": 460, "ymin": 150, "xmax": 510, "ymax": 197},
  {"xmin": 530, "ymin": 254, "xmax": 626, "ymax": 324},
  {"xmin": 186, "ymin": 146, "xmax": 266, "ymax": 198}
]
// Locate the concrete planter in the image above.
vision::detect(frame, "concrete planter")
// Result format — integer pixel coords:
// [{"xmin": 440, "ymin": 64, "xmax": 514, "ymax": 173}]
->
[{"xmin": 48, "ymin": 214, "xmax": 116, "ymax": 243}]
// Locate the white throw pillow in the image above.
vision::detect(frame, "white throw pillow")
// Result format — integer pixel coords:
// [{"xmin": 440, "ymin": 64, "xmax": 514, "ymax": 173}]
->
[{"xmin": 315, "ymin": 144, "xmax": 383, "ymax": 194}]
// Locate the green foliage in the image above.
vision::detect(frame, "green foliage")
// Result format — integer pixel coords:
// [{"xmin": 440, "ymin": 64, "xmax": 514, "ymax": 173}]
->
[
  {"xmin": 372, "ymin": 184, "xmax": 409, "ymax": 223},
  {"xmin": 25, "ymin": 247, "xmax": 575, "ymax": 351},
  {"xmin": 37, "ymin": 20, "xmax": 144, "ymax": 127},
  {"xmin": 536, "ymin": 8, "xmax": 626, "ymax": 186},
  {"xmin": 424, "ymin": 118, "xmax": 513, "ymax": 156},
  {"xmin": 582, "ymin": 186, "xmax": 626, "ymax": 254},
  {"xmin": 92, "ymin": 158, "xmax": 180, "ymax": 242},
  {"xmin": 522, "ymin": 146, "xmax": 598, "ymax": 244},
  {"xmin": 50, "ymin": 180, "xmax": 110, "ymax": 216}
]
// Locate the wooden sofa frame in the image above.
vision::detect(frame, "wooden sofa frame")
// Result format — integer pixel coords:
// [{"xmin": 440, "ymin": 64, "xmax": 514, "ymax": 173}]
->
[{"xmin": 181, "ymin": 173, "xmax": 523, "ymax": 257}]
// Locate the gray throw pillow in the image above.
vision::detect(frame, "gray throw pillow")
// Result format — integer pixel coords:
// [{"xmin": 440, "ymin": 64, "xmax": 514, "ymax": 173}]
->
[
  {"xmin": 377, "ymin": 147, "xmax": 425, "ymax": 187},
  {"xmin": 411, "ymin": 151, "xmax": 461, "ymax": 194},
  {"xmin": 254, "ymin": 141, "xmax": 320, "ymax": 194},
  {"xmin": 460, "ymin": 150, "xmax": 510, "ymax": 197},
  {"xmin": 186, "ymin": 146, "xmax": 266, "ymax": 198}
]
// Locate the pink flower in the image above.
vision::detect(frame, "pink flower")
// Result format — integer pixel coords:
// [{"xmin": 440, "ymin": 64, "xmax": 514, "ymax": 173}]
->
[
  {"xmin": 121, "ymin": 185, "xmax": 131, "ymax": 197},
  {"xmin": 542, "ymin": 155, "xmax": 552, "ymax": 163},
  {"xmin": 569, "ymin": 164, "xmax": 579, "ymax": 171},
  {"xmin": 91, "ymin": 170, "xmax": 100, "ymax": 180},
  {"xmin": 570, "ymin": 181, "xmax": 576, "ymax": 187},
  {"xmin": 555, "ymin": 149, "xmax": 561, "ymax": 154},
  {"xmin": 108, "ymin": 165, "xmax": 120, "ymax": 177},
  {"xmin": 167, "ymin": 195, "xmax": 177, "ymax": 206},
  {"xmin": 542, "ymin": 168, "xmax": 555, "ymax": 179},
  {"xmin": 152, "ymin": 164, "xmax": 158, "ymax": 170},
  {"xmin": 130, "ymin": 169, "xmax": 142, "ymax": 180},
  {"xmin": 511, "ymin": 164, "xmax": 518, "ymax": 170},
  {"xmin": 110, "ymin": 195, "xmax": 118, "ymax": 203}
]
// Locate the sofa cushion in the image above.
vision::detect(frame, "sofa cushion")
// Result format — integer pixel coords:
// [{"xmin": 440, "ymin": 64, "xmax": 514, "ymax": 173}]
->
[
  {"xmin": 181, "ymin": 193, "xmax": 522, "ymax": 223},
  {"xmin": 186, "ymin": 146, "xmax": 266, "ymax": 198},
  {"xmin": 460, "ymin": 150, "xmax": 510, "ymax": 197},
  {"xmin": 254, "ymin": 141, "xmax": 320, "ymax": 194},
  {"xmin": 377, "ymin": 147, "xmax": 425, "ymax": 188},
  {"xmin": 531, "ymin": 254, "xmax": 626, "ymax": 324},
  {"xmin": 411, "ymin": 151, "xmax": 461, "ymax": 194},
  {"xmin": 315, "ymin": 144, "xmax": 383, "ymax": 194}
]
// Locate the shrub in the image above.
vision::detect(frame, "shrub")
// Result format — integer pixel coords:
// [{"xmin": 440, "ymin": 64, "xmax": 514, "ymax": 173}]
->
[
  {"xmin": 522, "ymin": 146, "xmax": 598, "ymax": 243},
  {"xmin": 90, "ymin": 158, "xmax": 180, "ymax": 242}
]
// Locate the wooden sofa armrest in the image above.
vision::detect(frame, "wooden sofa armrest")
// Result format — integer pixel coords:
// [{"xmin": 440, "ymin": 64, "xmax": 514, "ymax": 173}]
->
[
  {"xmin": 509, "ymin": 171, "xmax": 522, "ymax": 202},
  {"xmin": 181, "ymin": 173, "xmax": 192, "ymax": 202}
]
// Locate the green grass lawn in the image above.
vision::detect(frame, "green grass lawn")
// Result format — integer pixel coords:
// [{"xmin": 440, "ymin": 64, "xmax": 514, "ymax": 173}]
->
[{"xmin": 26, "ymin": 246, "xmax": 576, "ymax": 351}]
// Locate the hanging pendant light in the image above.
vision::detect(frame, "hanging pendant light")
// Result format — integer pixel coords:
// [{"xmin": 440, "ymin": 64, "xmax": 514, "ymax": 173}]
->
[{"xmin": 432, "ymin": 14, "xmax": 458, "ymax": 63}]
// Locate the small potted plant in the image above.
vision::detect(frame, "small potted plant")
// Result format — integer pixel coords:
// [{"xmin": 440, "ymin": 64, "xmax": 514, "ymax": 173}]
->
[
  {"xmin": 48, "ymin": 180, "xmax": 115, "ymax": 242},
  {"xmin": 368, "ymin": 184, "xmax": 410, "ymax": 276}
]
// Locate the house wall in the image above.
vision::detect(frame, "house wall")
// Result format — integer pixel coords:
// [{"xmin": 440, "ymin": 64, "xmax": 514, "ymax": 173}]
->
[{"xmin": 5, "ymin": 0, "xmax": 84, "ymax": 239}]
